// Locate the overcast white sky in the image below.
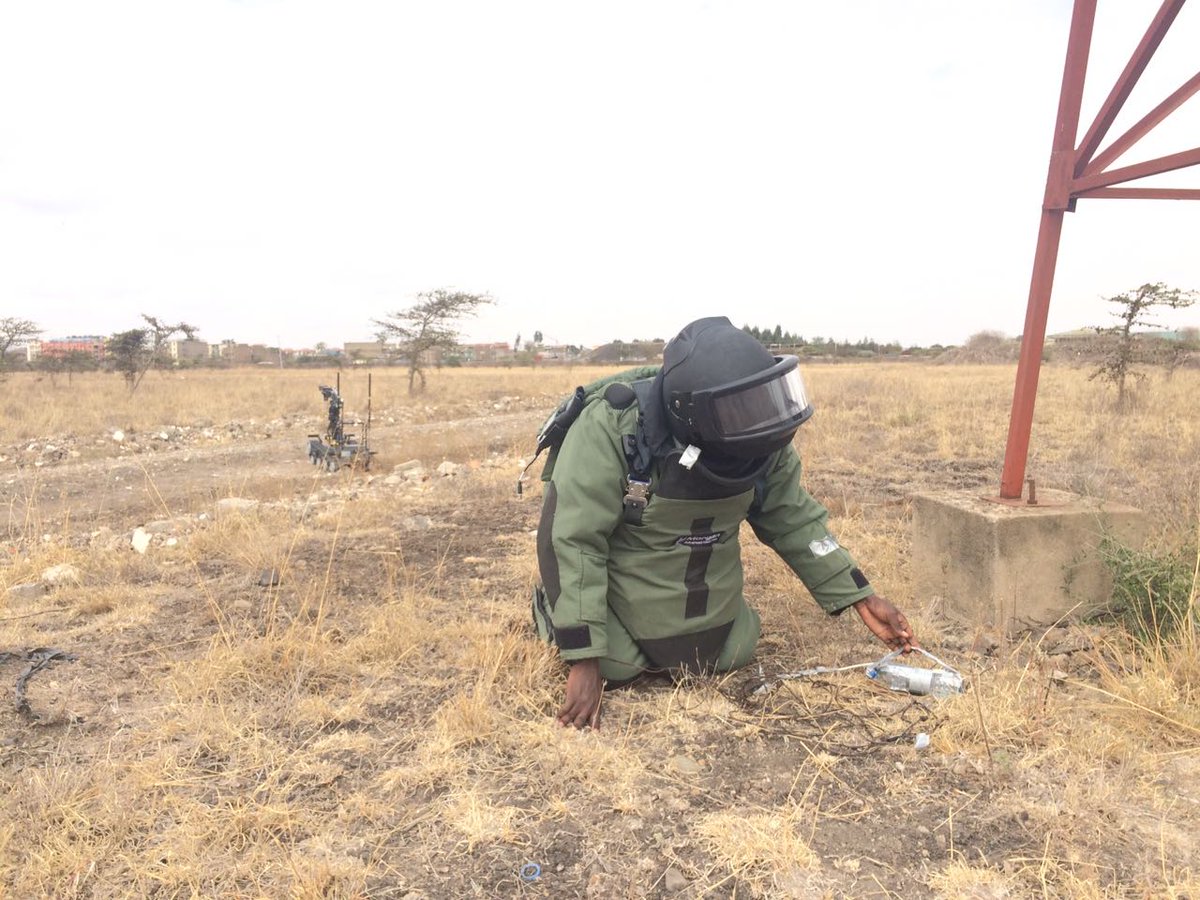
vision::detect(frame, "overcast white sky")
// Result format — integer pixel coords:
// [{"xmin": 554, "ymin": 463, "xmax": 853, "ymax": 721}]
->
[{"xmin": 2, "ymin": 0, "xmax": 1197, "ymax": 350}]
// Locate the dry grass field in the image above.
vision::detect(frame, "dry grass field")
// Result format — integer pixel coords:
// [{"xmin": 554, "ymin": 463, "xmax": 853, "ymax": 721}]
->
[{"xmin": 1, "ymin": 362, "xmax": 1197, "ymax": 898}]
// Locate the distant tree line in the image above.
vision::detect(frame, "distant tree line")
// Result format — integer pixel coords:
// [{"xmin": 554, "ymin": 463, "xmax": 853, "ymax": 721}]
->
[{"xmin": 740, "ymin": 323, "xmax": 911, "ymax": 357}]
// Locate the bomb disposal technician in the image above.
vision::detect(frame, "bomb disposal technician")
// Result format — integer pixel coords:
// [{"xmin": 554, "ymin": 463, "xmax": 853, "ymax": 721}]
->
[{"xmin": 533, "ymin": 317, "xmax": 917, "ymax": 729}]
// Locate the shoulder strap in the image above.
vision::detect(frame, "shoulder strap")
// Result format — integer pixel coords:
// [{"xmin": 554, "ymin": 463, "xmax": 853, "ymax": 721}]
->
[{"xmin": 620, "ymin": 379, "xmax": 661, "ymax": 525}]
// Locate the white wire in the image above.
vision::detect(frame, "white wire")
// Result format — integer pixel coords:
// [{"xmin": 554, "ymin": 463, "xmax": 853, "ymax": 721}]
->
[
  {"xmin": 752, "ymin": 647, "xmax": 963, "ymax": 696},
  {"xmin": 752, "ymin": 661, "xmax": 874, "ymax": 695}
]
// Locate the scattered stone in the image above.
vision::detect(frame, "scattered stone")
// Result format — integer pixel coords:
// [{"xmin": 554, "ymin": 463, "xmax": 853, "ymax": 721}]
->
[
  {"xmin": 232, "ymin": 599, "xmax": 254, "ymax": 612},
  {"xmin": 164, "ymin": 537, "xmax": 179, "ymax": 548},
  {"xmin": 383, "ymin": 475, "xmax": 404, "ymax": 486},
  {"xmin": 436, "ymin": 461, "xmax": 461, "ymax": 477},
  {"xmin": 402, "ymin": 467, "xmax": 427, "ymax": 482},
  {"xmin": 41, "ymin": 563, "xmax": 81, "ymax": 586},
  {"xmin": 400, "ymin": 516, "xmax": 433, "ymax": 531},
  {"xmin": 669, "ymin": 755, "xmax": 702, "ymax": 776},
  {"xmin": 393, "ymin": 459, "xmax": 423, "ymax": 473},
  {"xmin": 144, "ymin": 520, "xmax": 174, "ymax": 534},
  {"xmin": 112, "ymin": 430, "xmax": 125, "ymax": 442},
  {"xmin": 1046, "ymin": 653, "xmax": 1071, "ymax": 671},
  {"xmin": 131, "ymin": 528, "xmax": 152, "ymax": 554},
  {"xmin": 1043, "ymin": 628, "xmax": 1093, "ymax": 656},
  {"xmin": 970, "ymin": 629, "xmax": 1003, "ymax": 655},
  {"xmin": 216, "ymin": 498, "xmax": 260, "ymax": 516},
  {"xmin": 663, "ymin": 867, "xmax": 688, "ymax": 893},
  {"xmin": 7, "ymin": 582, "xmax": 46, "ymax": 602},
  {"xmin": 258, "ymin": 569, "xmax": 281, "ymax": 587}
]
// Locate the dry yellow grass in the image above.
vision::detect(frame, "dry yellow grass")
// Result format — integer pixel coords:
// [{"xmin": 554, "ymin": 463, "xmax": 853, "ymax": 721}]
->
[{"xmin": 0, "ymin": 362, "xmax": 1197, "ymax": 896}]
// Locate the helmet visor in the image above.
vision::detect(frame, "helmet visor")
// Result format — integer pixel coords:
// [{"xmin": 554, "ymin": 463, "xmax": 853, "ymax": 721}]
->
[{"xmin": 708, "ymin": 364, "xmax": 811, "ymax": 439}]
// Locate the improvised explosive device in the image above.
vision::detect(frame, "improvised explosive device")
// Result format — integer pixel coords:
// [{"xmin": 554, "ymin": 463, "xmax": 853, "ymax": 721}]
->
[{"xmin": 307, "ymin": 373, "xmax": 374, "ymax": 471}]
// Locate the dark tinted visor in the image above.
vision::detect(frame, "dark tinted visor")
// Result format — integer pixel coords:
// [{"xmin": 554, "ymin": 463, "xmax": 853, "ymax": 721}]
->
[{"xmin": 708, "ymin": 363, "xmax": 810, "ymax": 439}]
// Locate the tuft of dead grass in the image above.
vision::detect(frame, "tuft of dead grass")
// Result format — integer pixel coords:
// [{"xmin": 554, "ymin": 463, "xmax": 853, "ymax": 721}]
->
[{"xmin": 696, "ymin": 803, "xmax": 820, "ymax": 895}]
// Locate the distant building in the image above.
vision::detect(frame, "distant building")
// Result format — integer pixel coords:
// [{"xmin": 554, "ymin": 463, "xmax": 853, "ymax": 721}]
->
[
  {"xmin": 203, "ymin": 341, "xmax": 282, "ymax": 365},
  {"xmin": 460, "ymin": 342, "xmax": 514, "ymax": 364},
  {"xmin": 167, "ymin": 339, "xmax": 209, "ymax": 362},
  {"xmin": 30, "ymin": 336, "xmax": 106, "ymax": 362},
  {"xmin": 535, "ymin": 344, "xmax": 585, "ymax": 362},
  {"xmin": 1046, "ymin": 328, "xmax": 1096, "ymax": 345},
  {"xmin": 344, "ymin": 341, "xmax": 388, "ymax": 363}
]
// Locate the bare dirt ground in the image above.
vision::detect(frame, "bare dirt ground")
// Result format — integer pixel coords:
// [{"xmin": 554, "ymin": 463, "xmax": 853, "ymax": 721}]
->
[{"xmin": 1, "ymin": 367, "xmax": 1197, "ymax": 898}]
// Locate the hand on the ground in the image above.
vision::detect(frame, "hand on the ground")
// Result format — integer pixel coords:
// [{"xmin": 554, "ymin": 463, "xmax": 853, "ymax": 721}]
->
[
  {"xmin": 853, "ymin": 594, "xmax": 918, "ymax": 653},
  {"xmin": 557, "ymin": 658, "xmax": 604, "ymax": 729}
]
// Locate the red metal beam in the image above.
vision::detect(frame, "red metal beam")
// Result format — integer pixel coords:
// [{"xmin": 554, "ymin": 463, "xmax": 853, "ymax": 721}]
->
[
  {"xmin": 999, "ymin": 0, "xmax": 1097, "ymax": 500},
  {"xmin": 1075, "ymin": 186, "xmax": 1200, "ymax": 199},
  {"xmin": 1073, "ymin": 0, "xmax": 1186, "ymax": 176},
  {"xmin": 1084, "ymin": 70, "xmax": 1200, "ymax": 175},
  {"xmin": 1072, "ymin": 145, "xmax": 1200, "ymax": 192},
  {"xmin": 1002, "ymin": 0, "xmax": 1200, "ymax": 501}
]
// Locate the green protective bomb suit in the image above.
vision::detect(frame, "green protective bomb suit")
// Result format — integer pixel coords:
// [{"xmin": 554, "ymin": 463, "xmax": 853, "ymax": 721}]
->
[{"xmin": 533, "ymin": 371, "xmax": 875, "ymax": 683}]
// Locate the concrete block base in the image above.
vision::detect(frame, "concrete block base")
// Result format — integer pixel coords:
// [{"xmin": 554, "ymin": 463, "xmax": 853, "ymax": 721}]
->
[{"xmin": 911, "ymin": 488, "xmax": 1147, "ymax": 631}]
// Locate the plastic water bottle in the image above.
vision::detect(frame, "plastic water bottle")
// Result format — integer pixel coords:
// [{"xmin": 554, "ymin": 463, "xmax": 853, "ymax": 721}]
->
[{"xmin": 868, "ymin": 661, "xmax": 964, "ymax": 698}]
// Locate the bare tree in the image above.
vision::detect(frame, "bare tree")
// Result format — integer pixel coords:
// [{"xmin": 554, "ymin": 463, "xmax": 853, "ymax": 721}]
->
[
  {"xmin": 1090, "ymin": 283, "xmax": 1197, "ymax": 410},
  {"xmin": 0, "ymin": 317, "xmax": 41, "ymax": 372},
  {"xmin": 374, "ymin": 290, "xmax": 492, "ymax": 393},
  {"xmin": 107, "ymin": 315, "xmax": 198, "ymax": 392}
]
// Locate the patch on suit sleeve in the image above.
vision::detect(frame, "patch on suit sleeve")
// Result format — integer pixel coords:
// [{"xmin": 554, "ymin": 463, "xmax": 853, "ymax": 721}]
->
[
  {"xmin": 808, "ymin": 535, "xmax": 841, "ymax": 557},
  {"xmin": 554, "ymin": 625, "xmax": 592, "ymax": 651}
]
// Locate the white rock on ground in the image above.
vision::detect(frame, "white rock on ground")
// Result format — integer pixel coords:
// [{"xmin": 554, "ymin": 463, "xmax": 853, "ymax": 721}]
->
[
  {"xmin": 436, "ymin": 461, "xmax": 461, "ymax": 477},
  {"xmin": 131, "ymin": 528, "xmax": 152, "ymax": 554},
  {"xmin": 392, "ymin": 459, "xmax": 423, "ymax": 473},
  {"xmin": 7, "ymin": 582, "xmax": 46, "ymax": 601},
  {"xmin": 40, "ymin": 563, "xmax": 81, "ymax": 586}
]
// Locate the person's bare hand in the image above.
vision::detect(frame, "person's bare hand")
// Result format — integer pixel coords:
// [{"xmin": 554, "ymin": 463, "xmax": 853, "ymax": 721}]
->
[
  {"xmin": 853, "ymin": 594, "xmax": 918, "ymax": 652},
  {"xmin": 557, "ymin": 658, "xmax": 604, "ymax": 729}
]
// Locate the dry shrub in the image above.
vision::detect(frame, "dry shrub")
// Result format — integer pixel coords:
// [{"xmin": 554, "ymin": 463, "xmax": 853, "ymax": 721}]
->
[
  {"xmin": 696, "ymin": 803, "xmax": 820, "ymax": 896},
  {"xmin": 932, "ymin": 664, "xmax": 1052, "ymax": 758},
  {"xmin": 174, "ymin": 629, "xmax": 350, "ymax": 709},
  {"xmin": 928, "ymin": 860, "xmax": 1016, "ymax": 899},
  {"xmin": 441, "ymin": 788, "xmax": 522, "ymax": 851}
]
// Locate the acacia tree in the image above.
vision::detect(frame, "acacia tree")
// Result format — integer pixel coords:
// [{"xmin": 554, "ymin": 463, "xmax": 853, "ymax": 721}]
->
[
  {"xmin": 0, "ymin": 317, "xmax": 41, "ymax": 373},
  {"xmin": 1090, "ymin": 283, "xmax": 1197, "ymax": 410},
  {"xmin": 107, "ymin": 315, "xmax": 198, "ymax": 392},
  {"xmin": 374, "ymin": 290, "xmax": 492, "ymax": 393}
]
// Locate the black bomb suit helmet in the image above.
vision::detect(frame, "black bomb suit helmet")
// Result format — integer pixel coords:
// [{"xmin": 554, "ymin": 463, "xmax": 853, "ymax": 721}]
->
[{"xmin": 661, "ymin": 317, "xmax": 813, "ymax": 461}]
